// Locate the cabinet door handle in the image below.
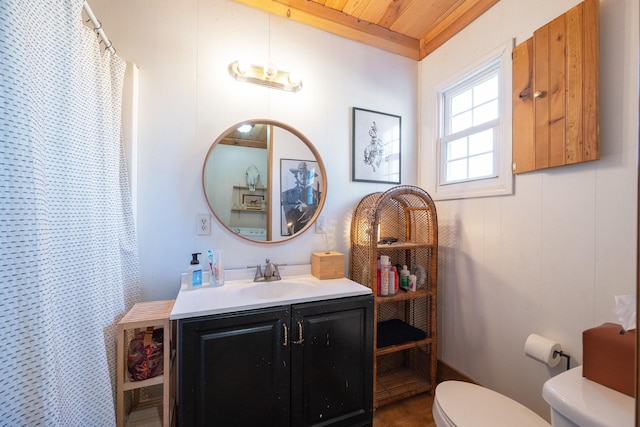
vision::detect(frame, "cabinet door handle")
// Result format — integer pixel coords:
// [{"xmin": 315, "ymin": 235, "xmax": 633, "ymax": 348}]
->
[
  {"xmin": 283, "ymin": 324, "xmax": 288, "ymax": 347},
  {"xmin": 293, "ymin": 321, "xmax": 304, "ymax": 345}
]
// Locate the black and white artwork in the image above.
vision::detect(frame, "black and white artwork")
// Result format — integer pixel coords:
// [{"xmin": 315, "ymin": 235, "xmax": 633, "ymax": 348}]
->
[
  {"xmin": 352, "ymin": 107, "xmax": 401, "ymax": 184},
  {"xmin": 280, "ymin": 158, "xmax": 322, "ymax": 236}
]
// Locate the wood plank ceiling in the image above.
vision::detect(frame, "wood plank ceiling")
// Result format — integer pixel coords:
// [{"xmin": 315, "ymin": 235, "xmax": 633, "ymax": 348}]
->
[{"xmin": 233, "ymin": 0, "xmax": 501, "ymax": 60}]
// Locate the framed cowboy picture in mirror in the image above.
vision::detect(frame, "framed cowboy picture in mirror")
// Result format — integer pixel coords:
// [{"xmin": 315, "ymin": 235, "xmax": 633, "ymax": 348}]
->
[{"xmin": 280, "ymin": 159, "xmax": 323, "ymax": 236}]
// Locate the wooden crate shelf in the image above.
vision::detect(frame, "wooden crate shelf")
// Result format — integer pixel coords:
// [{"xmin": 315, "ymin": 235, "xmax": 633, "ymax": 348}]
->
[{"xmin": 117, "ymin": 300, "xmax": 176, "ymax": 427}]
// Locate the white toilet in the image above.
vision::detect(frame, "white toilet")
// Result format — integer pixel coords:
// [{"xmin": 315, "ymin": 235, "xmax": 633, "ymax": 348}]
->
[
  {"xmin": 433, "ymin": 366, "xmax": 635, "ymax": 427},
  {"xmin": 432, "ymin": 380, "xmax": 550, "ymax": 427},
  {"xmin": 543, "ymin": 366, "xmax": 634, "ymax": 427}
]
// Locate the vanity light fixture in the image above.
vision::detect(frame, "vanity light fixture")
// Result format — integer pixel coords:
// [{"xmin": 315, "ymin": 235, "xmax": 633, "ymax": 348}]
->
[{"xmin": 228, "ymin": 60, "xmax": 302, "ymax": 93}]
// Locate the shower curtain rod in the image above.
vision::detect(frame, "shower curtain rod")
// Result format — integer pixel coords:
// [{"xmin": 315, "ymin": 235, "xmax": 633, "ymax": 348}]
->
[{"xmin": 83, "ymin": 1, "xmax": 115, "ymax": 55}]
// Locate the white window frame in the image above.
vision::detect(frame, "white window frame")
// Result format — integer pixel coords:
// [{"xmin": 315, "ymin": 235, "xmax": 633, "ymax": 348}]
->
[{"xmin": 432, "ymin": 40, "xmax": 513, "ymax": 200}]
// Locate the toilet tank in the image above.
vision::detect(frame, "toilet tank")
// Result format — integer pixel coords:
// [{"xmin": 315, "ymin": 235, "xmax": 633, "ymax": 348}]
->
[{"xmin": 542, "ymin": 366, "xmax": 634, "ymax": 427}]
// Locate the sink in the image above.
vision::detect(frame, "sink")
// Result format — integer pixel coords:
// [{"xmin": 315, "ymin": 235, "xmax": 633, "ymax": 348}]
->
[
  {"xmin": 240, "ymin": 279, "xmax": 315, "ymax": 299},
  {"xmin": 170, "ymin": 270, "xmax": 373, "ymax": 319}
]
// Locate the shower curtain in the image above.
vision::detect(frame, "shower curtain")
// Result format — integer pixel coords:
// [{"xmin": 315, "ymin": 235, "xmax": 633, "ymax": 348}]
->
[{"xmin": 0, "ymin": 1, "xmax": 141, "ymax": 425}]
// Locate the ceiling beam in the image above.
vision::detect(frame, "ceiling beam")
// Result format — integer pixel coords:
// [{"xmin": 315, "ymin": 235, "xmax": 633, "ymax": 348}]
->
[
  {"xmin": 233, "ymin": 0, "xmax": 421, "ymax": 60},
  {"xmin": 420, "ymin": 0, "xmax": 500, "ymax": 58},
  {"xmin": 219, "ymin": 137, "xmax": 268, "ymax": 149}
]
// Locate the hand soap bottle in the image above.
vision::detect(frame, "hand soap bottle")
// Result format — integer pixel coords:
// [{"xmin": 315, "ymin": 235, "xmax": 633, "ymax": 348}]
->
[{"xmin": 183, "ymin": 253, "xmax": 203, "ymax": 290}]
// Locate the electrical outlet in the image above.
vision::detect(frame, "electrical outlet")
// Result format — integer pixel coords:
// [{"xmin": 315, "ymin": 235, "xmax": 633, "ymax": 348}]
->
[
  {"xmin": 196, "ymin": 214, "xmax": 211, "ymax": 235},
  {"xmin": 315, "ymin": 216, "xmax": 327, "ymax": 234}
]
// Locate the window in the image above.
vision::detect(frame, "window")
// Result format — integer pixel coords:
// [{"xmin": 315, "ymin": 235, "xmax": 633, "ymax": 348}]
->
[
  {"xmin": 441, "ymin": 62, "xmax": 499, "ymax": 184},
  {"xmin": 431, "ymin": 41, "xmax": 513, "ymax": 200}
]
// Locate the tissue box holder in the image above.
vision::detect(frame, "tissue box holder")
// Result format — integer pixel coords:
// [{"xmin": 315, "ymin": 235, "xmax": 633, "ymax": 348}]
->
[
  {"xmin": 582, "ymin": 322, "xmax": 635, "ymax": 397},
  {"xmin": 311, "ymin": 252, "xmax": 344, "ymax": 279}
]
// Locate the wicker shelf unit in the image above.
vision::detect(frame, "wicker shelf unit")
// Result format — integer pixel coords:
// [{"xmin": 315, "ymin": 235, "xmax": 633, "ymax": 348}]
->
[{"xmin": 349, "ymin": 185, "xmax": 438, "ymax": 408}]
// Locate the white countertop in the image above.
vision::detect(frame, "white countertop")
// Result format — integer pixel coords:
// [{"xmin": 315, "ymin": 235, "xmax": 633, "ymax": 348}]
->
[{"xmin": 170, "ymin": 264, "xmax": 372, "ymax": 320}]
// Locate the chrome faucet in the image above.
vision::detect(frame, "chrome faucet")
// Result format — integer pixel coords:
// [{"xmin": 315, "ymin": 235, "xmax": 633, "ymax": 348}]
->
[
  {"xmin": 263, "ymin": 258, "xmax": 281, "ymax": 280},
  {"xmin": 248, "ymin": 259, "xmax": 286, "ymax": 282}
]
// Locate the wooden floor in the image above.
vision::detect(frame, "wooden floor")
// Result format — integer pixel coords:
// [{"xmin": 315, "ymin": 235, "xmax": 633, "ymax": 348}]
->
[
  {"xmin": 373, "ymin": 393, "xmax": 436, "ymax": 427},
  {"xmin": 125, "ymin": 392, "xmax": 436, "ymax": 426}
]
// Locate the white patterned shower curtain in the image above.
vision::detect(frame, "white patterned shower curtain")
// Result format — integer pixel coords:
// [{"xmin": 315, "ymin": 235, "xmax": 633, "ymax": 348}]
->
[{"xmin": 0, "ymin": 1, "xmax": 141, "ymax": 425}]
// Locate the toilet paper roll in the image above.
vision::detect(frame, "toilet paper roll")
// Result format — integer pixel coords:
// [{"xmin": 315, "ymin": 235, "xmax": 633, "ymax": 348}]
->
[{"xmin": 525, "ymin": 334, "xmax": 562, "ymax": 367}]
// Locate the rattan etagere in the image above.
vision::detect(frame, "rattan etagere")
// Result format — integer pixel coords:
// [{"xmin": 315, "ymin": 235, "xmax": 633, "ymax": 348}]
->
[{"xmin": 349, "ymin": 185, "xmax": 437, "ymax": 408}]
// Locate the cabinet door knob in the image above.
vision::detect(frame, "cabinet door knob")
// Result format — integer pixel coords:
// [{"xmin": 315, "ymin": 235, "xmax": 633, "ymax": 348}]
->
[
  {"xmin": 283, "ymin": 323, "xmax": 288, "ymax": 347},
  {"xmin": 533, "ymin": 90, "xmax": 546, "ymax": 99},
  {"xmin": 293, "ymin": 321, "xmax": 304, "ymax": 345}
]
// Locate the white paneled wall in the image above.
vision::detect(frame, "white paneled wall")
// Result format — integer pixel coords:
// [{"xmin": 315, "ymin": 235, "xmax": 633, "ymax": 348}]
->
[
  {"xmin": 420, "ymin": 0, "xmax": 638, "ymax": 420},
  {"xmin": 86, "ymin": 0, "xmax": 417, "ymax": 300},
  {"xmin": 86, "ymin": 0, "xmax": 637, "ymax": 421}
]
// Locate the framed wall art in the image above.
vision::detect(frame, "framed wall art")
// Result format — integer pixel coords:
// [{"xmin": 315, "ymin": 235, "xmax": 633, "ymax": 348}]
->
[
  {"xmin": 241, "ymin": 194, "xmax": 265, "ymax": 210},
  {"xmin": 280, "ymin": 158, "xmax": 323, "ymax": 236},
  {"xmin": 352, "ymin": 107, "xmax": 401, "ymax": 184}
]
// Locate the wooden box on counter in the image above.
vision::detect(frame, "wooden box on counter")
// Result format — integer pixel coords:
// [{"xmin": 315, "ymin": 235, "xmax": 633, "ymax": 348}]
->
[{"xmin": 311, "ymin": 252, "xmax": 345, "ymax": 279}]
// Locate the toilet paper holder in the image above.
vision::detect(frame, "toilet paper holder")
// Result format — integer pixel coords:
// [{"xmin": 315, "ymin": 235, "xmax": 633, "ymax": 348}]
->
[
  {"xmin": 525, "ymin": 334, "xmax": 571, "ymax": 370},
  {"xmin": 553, "ymin": 350, "xmax": 571, "ymax": 371}
]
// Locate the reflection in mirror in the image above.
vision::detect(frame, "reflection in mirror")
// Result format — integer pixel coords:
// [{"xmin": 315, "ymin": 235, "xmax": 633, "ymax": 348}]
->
[
  {"xmin": 203, "ymin": 120, "xmax": 326, "ymax": 243},
  {"xmin": 280, "ymin": 158, "xmax": 322, "ymax": 236}
]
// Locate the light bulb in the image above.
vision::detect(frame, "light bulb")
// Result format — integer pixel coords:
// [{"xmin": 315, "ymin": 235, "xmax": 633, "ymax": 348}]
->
[
  {"xmin": 234, "ymin": 61, "xmax": 248, "ymax": 75},
  {"xmin": 263, "ymin": 63, "xmax": 278, "ymax": 80},
  {"xmin": 288, "ymin": 72, "xmax": 300, "ymax": 86}
]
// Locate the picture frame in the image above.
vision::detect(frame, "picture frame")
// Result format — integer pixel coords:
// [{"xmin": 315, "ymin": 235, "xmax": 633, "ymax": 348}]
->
[
  {"xmin": 280, "ymin": 158, "xmax": 323, "ymax": 236},
  {"xmin": 352, "ymin": 107, "xmax": 401, "ymax": 184},
  {"xmin": 242, "ymin": 193, "xmax": 265, "ymax": 210}
]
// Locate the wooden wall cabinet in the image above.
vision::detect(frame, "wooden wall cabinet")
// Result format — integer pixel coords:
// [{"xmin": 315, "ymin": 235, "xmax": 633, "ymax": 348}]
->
[
  {"xmin": 512, "ymin": 0, "xmax": 599, "ymax": 174},
  {"xmin": 349, "ymin": 185, "xmax": 437, "ymax": 408},
  {"xmin": 177, "ymin": 295, "xmax": 374, "ymax": 427}
]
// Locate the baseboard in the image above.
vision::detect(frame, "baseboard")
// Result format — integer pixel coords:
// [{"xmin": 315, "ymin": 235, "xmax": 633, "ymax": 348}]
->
[{"xmin": 437, "ymin": 360, "xmax": 478, "ymax": 385}]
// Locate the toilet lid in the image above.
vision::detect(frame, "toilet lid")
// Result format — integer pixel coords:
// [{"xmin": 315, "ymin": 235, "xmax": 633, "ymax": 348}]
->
[{"xmin": 435, "ymin": 381, "xmax": 550, "ymax": 427}]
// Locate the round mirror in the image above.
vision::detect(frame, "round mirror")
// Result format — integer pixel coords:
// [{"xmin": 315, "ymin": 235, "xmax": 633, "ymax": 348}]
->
[{"xmin": 203, "ymin": 119, "xmax": 327, "ymax": 243}]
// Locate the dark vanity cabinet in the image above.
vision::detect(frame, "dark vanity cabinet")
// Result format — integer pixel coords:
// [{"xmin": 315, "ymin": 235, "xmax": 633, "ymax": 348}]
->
[
  {"xmin": 178, "ymin": 306, "xmax": 290, "ymax": 426},
  {"xmin": 178, "ymin": 295, "xmax": 374, "ymax": 427}
]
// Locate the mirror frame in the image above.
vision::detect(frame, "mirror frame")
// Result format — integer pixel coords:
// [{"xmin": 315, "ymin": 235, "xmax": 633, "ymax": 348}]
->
[{"xmin": 202, "ymin": 119, "xmax": 327, "ymax": 244}]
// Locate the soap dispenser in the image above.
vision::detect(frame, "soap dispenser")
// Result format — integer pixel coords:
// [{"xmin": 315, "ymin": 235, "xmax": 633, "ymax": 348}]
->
[{"xmin": 184, "ymin": 253, "xmax": 203, "ymax": 290}]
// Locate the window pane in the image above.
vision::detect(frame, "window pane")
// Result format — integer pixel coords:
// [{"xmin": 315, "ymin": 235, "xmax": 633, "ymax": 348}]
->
[
  {"xmin": 451, "ymin": 89, "xmax": 472, "ymax": 115},
  {"xmin": 438, "ymin": 54, "xmax": 505, "ymax": 190},
  {"xmin": 451, "ymin": 111, "xmax": 472, "ymax": 134},
  {"xmin": 468, "ymin": 129, "xmax": 493, "ymax": 156},
  {"xmin": 473, "ymin": 75, "xmax": 498, "ymax": 106},
  {"xmin": 446, "ymin": 158, "xmax": 467, "ymax": 182},
  {"xmin": 447, "ymin": 137, "xmax": 468, "ymax": 160},
  {"xmin": 468, "ymin": 153, "xmax": 493, "ymax": 178},
  {"xmin": 473, "ymin": 100, "xmax": 498, "ymax": 126}
]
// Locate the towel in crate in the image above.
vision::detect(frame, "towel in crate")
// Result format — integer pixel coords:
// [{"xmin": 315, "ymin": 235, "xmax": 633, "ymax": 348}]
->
[{"xmin": 127, "ymin": 326, "xmax": 164, "ymax": 381}]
